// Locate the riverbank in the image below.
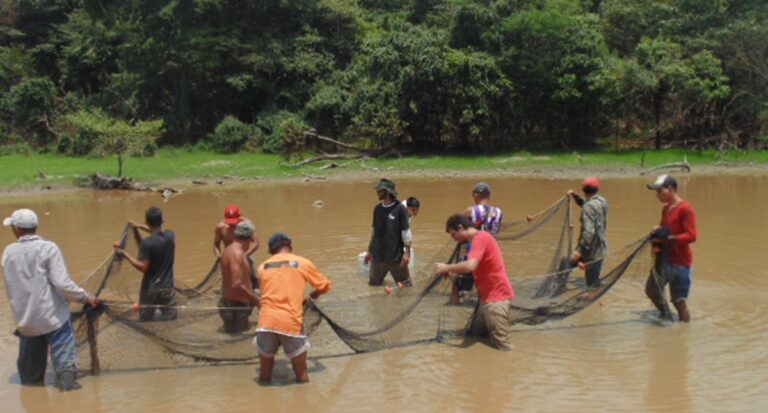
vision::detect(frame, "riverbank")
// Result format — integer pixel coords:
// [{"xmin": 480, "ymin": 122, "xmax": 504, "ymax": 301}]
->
[{"xmin": 2, "ymin": 148, "xmax": 767, "ymax": 196}]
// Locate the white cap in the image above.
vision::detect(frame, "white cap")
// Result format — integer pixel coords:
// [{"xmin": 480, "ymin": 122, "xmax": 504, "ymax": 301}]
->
[{"xmin": 3, "ymin": 209, "xmax": 39, "ymax": 229}]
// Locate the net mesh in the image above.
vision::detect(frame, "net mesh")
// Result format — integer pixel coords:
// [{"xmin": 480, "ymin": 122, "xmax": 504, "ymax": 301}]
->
[{"xmin": 71, "ymin": 196, "xmax": 656, "ymax": 373}]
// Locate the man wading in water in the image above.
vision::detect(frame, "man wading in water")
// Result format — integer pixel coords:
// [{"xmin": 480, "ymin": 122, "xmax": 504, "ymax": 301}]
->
[
  {"xmin": 2, "ymin": 209, "xmax": 99, "ymax": 391},
  {"xmin": 254, "ymin": 233, "xmax": 331, "ymax": 383},
  {"xmin": 214, "ymin": 204, "xmax": 260, "ymax": 288},
  {"xmin": 645, "ymin": 175, "xmax": 697, "ymax": 322},
  {"xmin": 219, "ymin": 220, "xmax": 260, "ymax": 334},
  {"xmin": 566, "ymin": 177, "xmax": 608, "ymax": 288},
  {"xmin": 364, "ymin": 179, "xmax": 413, "ymax": 288},
  {"xmin": 450, "ymin": 182, "xmax": 503, "ymax": 305},
  {"xmin": 114, "ymin": 207, "xmax": 177, "ymax": 321},
  {"xmin": 436, "ymin": 214, "xmax": 515, "ymax": 350}
]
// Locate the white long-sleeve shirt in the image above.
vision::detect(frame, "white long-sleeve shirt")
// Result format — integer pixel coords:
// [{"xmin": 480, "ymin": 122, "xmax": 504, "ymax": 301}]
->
[{"xmin": 2, "ymin": 235, "xmax": 91, "ymax": 336}]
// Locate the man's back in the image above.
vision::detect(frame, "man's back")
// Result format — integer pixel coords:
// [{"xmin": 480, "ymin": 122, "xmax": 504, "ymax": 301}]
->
[
  {"xmin": 220, "ymin": 243, "xmax": 254, "ymax": 303},
  {"xmin": 469, "ymin": 204, "xmax": 503, "ymax": 236},
  {"xmin": 139, "ymin": 230, "xmax": 175, "ymax": 290},
  {"xmin": 2, "ymin": 235, "xmax": 88, "ymax": 336},
  {"xmin": 577, "ymin": 194, "xmax": 608, "ymax": 258},
  {"xmin": 257, "ymin": 252, "xmax": 331, "ymax": 335}
]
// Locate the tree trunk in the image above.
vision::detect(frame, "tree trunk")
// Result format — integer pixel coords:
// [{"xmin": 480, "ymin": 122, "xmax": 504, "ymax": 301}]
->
[
  {"xmin": 118, "ymin": 155, "xmax": 124, "ymax": 178},
  {"xmin": 654, "ymin": 94, "xmax": 662, "ymax": 150}
]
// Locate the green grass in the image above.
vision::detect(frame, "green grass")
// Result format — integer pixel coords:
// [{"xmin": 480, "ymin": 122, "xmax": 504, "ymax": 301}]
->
[{"xmin": 1, "ymin": 148, "xmax": 767, "ymax": 189}]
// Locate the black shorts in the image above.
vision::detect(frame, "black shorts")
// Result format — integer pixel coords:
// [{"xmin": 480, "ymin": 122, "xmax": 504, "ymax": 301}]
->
[
  {"xmin": 139, "ymin": 287, "xmax": 178, "ymax": 321},
  {"xmin": 218, "ymin": 298, "xmax": 255, "ymax": 334},
  {"xmin": 453, "ymin": 274, "xmax": 474, "ymax": 292}
]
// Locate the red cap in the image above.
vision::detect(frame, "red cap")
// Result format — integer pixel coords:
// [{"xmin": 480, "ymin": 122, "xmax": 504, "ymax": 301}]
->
[
  {"xmin": 582, "ymin": 177, "xmax": 600, "ymax": 190},
  {"xmin": 224, "ymin": 204, "xmax": 241, "ymax": 225}
]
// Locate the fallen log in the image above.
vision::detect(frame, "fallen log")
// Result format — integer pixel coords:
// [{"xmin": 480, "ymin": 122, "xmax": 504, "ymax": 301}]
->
[{"xmin": 87, "ymin": 173, "xmax": 182, "ymax": 196}]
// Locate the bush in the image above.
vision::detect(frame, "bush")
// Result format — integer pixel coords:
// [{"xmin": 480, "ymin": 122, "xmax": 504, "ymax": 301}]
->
[
  {"xmin": 255, "ymin": 111, "xmax": 306, "ymax": 154},
  {"xmin": 206, "ymin": 116, "xmax": 253, "ymax": 153},
  {"xmin": 0, "ymin": 142, "xmax": 33, "ymax": 155},
  {"xmin": 57, "ymin": 130, "xmax": 98, "ymax": 155}
]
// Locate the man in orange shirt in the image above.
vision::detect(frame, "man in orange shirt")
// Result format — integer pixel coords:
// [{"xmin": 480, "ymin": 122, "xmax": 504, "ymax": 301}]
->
[{"xmin": 254, "ymin": 233, "xmax": 331, "ymax": 383}]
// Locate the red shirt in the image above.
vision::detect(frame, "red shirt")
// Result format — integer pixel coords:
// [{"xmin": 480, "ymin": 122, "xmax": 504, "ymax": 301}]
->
[
  {"xmin": 467, "ymin": 231, "xmax": 515, "ymax": 303},
  {"xmin": 661, "ymin": 200, "xmax": 697, "ymax": 267}
]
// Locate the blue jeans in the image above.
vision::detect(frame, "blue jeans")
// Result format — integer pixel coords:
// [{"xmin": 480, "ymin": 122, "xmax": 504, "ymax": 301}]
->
[{"xmin": 17, "ymin": 320, "xmax": 78, "ymax": 385}]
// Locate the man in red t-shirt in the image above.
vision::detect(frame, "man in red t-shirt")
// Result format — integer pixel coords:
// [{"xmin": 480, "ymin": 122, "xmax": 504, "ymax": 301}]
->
[
  {"xmin": 645, "ymin": 175, "xmax": 697, "ymax": 322},
  {"xmin": 436, "ymin": 214, "xmax": 515, "ymax": 350}
]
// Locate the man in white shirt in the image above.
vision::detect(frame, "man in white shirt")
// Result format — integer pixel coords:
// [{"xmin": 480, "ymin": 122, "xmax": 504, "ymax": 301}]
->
[{"xmin": 2, "ymin": 209, "xmax": 98, "ymax": 391}]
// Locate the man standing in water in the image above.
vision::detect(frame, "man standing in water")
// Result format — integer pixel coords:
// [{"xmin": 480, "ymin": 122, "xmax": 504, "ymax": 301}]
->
[
  {"xmin": 255, "ymin": 233, "xmax": 331, "ymax": 383},
  {"xmin": 2, "ymin": 209, "xmax": 99, "ymax": 391},
  {"xmin": 645, "ymin": 175, "xmax": 697, "ymax": 322},
  {"xmin": 436, "ymin": 214, "xmax": 515, "ymax": 350},
  {"xmin": 567, "ymin": 177, "xmax": 608, "ymax": 288},
  {"xmin": 450, "ymin": 182, "xmax": 503, "ymax": 304},
  {"xmin": 213, "ymin": 204, "xmax": 259, "ymax": 287},
  {"xmin": 219, "ymin": 220, "xmax": 260, "ymax": 334},
  {"xmin": 364, "ymin": 179, "xmax": 413, "ymax": 287},
  {"xmin": 114, "ymin": 207, "xmax": 177, "ymax": 321}
]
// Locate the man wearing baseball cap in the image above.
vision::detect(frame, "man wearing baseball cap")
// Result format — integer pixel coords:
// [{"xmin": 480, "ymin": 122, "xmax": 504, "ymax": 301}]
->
[
  {"xmin": 450, "ymin": 182, "xmax": 505, "ymax": 305},
  {"xmin": 645, "ymin": 174, "xmax": 697, "ymax": 322},
  {"xmin": 566, "ymin": 176, "xmax": 609, "ymax": 288},
  {"xmin": 213, "ymin": 204, "xmax": 260, "ymax": 288},
  {"xmin": 219, "ymin": 220, "xmax": 260, "ymax": 334},
  {"xmin": 2, "ymin": 209, "xmax": 98, "ymax": 391},
  {"xmin": 364, "ymin": 179, "xmax": 413, "ymax": 287}
]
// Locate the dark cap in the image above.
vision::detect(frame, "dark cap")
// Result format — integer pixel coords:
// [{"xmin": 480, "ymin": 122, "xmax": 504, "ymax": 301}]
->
[
  {"xmin": 374, "ymin": 179, "xmax": 398, "ymax": 197},
  {"xmin": 268, "ymin": 232, "xmax": 292, "ymax": 254},
  {"xmin": 647, "ymin": 174, "xmax": 678, "ymax": 190},
  {"xmin": 473, "ymin": 182, "xmax": 491, "ymax": 195},
  {"xmin": 234, "ymin": 219, "xmax": 255, "ymax": 239}
]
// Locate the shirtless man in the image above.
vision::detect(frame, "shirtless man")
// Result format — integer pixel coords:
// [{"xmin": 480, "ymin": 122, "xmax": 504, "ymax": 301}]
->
[
  {"xmin": 219, "ymin": 220, "xmax": 260, "ymax": 334},
  {"xmin": 214, "ymin": 204, "xmax": 259, "ymax": 287}
]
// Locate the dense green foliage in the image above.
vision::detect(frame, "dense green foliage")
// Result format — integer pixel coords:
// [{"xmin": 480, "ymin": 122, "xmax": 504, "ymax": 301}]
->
[{"xmin": 1, "ymin": 0, "xmax": 767, "ymax": 158}]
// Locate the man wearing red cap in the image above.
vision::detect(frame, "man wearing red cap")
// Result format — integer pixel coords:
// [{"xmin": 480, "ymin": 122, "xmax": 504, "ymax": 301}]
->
[
  {"xmin": 567, "ymin": 177, "xmax": 608, "ymax": 288},
  {"xmin": 214, "ymin": 204, "xmax": 260, "ymax": 286}
]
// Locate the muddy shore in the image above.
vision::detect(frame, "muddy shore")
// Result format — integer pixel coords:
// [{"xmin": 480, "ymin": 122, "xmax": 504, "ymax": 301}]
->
[{"xmin": 2, "ymin": 162, "xmax": 767, "ymax": 199}]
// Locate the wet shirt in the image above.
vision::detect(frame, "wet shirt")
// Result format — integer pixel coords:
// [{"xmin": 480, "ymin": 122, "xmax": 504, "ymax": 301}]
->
[
  {"xmin": 576, "ymin": 194, "xmax": 608, "ymax": 259},
  {"xmin": 257, "ymin": 253, "xmax": 332, "ymax": 335},
  {"xmin": 467, "ymin": 231, "xmax": 515, "ymax": 303},
  {"xmin": 138, "ymin": 230, "xmax": 176, "ymax": 292},
  {"xmin": 661, "ymin": 200, "xmax": 697, "ymax": 267},
  {"xmin": 471, "ymin": 205, "xmax": 503, "ymax": 236},
  {"xmin": 1, "ymin": 235, "xmax": 90, "ymax": 336},
  {"xmin": 369, "ymin": 201, "xmax": 410, "ymax": 262}
]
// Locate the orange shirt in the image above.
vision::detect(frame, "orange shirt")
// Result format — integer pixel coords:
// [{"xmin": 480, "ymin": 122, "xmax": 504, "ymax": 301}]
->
[{"xmin": 257, "ymin": 252, "xmax": 331, "ymax": 335}]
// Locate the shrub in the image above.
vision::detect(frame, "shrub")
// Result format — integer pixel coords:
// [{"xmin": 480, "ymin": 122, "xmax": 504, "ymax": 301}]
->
[{"xmin": 207, "ymin": 115, "xmax": 253, "ymax": 153}]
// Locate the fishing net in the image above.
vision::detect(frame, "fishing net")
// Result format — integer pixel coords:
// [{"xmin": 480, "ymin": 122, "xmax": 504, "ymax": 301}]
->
[{"xmin": 71, "ymin": 196, "xmax": 656, "ymax": 374}]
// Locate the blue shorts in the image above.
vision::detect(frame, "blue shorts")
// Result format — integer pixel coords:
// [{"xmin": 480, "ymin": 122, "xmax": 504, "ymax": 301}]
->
[{"xmin": 648, "ymin": 265, "xmax": 692, "ymax": 302}]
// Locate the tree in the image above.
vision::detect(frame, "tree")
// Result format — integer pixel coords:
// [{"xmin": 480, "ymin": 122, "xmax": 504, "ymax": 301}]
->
[{"xmin": 67, "ymin": 109, "xmax": 163, "ymax": 177}]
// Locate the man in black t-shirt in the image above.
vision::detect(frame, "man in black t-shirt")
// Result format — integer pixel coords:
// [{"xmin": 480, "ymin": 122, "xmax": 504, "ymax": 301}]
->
[
  {"xmin": 364, "ymin": 179, "xmax": 413, "ymax": 287},
  {"xmin": 114, "ymin": 207, "xmax": 177, "ymax": 321}
]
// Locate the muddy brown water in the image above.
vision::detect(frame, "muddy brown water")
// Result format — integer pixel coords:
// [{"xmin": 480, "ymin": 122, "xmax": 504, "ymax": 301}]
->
[{"xmin": 0, "ymin": 175, "xmax": 766, "ymax": 412}]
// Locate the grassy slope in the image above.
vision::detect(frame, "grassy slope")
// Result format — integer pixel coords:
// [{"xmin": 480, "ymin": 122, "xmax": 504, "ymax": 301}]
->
[{"xmin": 1, "ymin": 148, "xmax": 767, "ymax": 189}]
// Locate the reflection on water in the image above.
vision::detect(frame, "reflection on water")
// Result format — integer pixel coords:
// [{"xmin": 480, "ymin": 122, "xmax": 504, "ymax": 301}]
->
[{"xmin": 1, "ymin": 174, "xmax": 767, "ymax": 412}]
